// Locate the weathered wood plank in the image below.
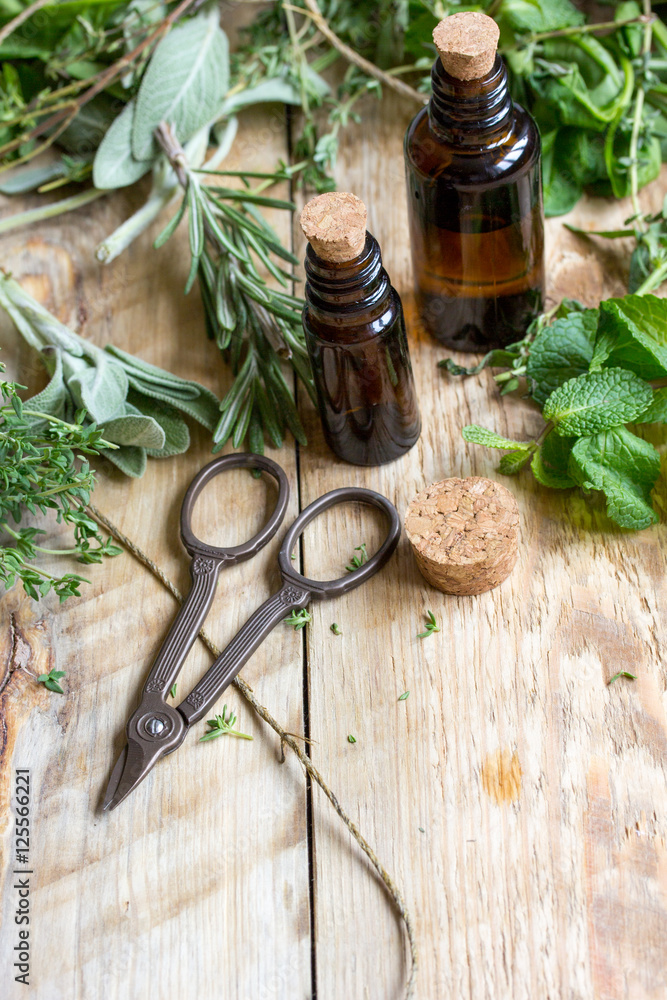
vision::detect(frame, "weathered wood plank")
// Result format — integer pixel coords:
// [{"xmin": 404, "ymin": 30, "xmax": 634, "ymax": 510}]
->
[
  {"xmin": 0, "ymin": 108, "xmax": 311, "ymax": 999},
  {"xmin": 297, "ymin": 91, "xmax": 667, "ymax": 1000}
]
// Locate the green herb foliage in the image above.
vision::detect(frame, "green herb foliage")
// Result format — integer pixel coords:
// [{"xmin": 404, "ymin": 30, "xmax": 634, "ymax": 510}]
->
[
  {"xmin": 444, "ymin": 295, "xmax": 667, "ymax": 531},
  {"xmin": 284, "ymin": 607, "xmax": 312, "ymax": 630},
  {"xmin": 199, "ymin": 705, "xmax": 253, "ymax": 741},
  {"xmin": 330, "ymin": 622, "xmax": 342, "ymax": 635},
  {"xmin": 37, "ymin": 668, "xmax": 66, "ymax": 693},
  {"xmin": 0, "ymin": 274, "xmax": 219, "ymax": 477},
  {"xmin": 0, "ymin": 360, "xmax": 121, "ymax": 601},
  {"xmin": 608, "ymin": 670, "xmax": 638, "ymax": 684},
  {"xmin": 347, "ymin": 734, "xmax": 356, "ymax": 743},
  {"xmin": 417, "ymin": 610, "xmax": 440, "ymax": 639},
  {"xmin": 398, "ymin": 690, "xmax": 409, "ymax": 701},
  {"xmin": 345, "ymin": 542, "xmax": 368, "ymax": 572}
]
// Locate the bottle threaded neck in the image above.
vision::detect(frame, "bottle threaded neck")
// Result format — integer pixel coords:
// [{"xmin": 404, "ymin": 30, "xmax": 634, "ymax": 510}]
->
[
  {"xmin": 428, "ymin": 54, "xmax": 513, "ymax": 146},
  {"xmin": 304, "ymin": 233, "xmax": 389, "ymax": 316}
]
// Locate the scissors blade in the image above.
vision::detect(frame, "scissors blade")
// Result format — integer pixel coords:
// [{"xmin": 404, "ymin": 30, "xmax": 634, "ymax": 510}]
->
[{"xmin": 102, "ymin": 736, "xmax": 164, "ymax": 812}]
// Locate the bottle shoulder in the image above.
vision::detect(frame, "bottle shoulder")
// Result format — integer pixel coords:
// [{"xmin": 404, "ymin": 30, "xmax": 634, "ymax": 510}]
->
[{"xmin": 404, "ymin": 104, "xmax": 541, "ymax": 187}]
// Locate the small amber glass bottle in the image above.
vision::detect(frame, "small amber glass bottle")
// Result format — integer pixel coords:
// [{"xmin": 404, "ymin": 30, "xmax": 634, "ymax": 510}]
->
[
  {"xmin": 404, "ymin": 12, "xmax": 544, "ymax": 351},
  {"xmin": 300, "ymin": 192, "xmax": 421, "ymax": 466}
]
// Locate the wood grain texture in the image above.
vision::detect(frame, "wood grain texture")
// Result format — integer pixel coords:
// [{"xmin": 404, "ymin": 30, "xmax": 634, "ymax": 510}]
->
[
  {"xmin": 0, "ymin": 80, "xmax": 665, "ymax": 1000},
  {"xmin": 296, "ymin": 91, "xmax": 667, "ymax": 1000}
]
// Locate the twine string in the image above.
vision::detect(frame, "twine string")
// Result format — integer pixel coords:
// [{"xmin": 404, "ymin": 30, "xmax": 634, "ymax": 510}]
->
[{"xmin": 86, "ymin": 502, "xmax": 418, "ymax": 999}]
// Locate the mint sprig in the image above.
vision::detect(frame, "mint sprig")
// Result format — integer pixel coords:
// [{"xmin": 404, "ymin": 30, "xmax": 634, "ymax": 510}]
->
[{"xmin": 445, "ymin": 294, "xmax": 667, "ymax": 531}]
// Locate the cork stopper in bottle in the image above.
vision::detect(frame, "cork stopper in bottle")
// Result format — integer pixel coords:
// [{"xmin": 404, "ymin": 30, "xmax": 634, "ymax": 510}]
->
[
  {"xmin": 300, "ymin": 192, "xmax": 367, "ymax": 263},
  {"xmin": 433, "ymin": 12, "xmax": 500, "ymax": 81},
  {"xmin": 405, "ymin": 477, "xmax": 519, "ymax": 596}
]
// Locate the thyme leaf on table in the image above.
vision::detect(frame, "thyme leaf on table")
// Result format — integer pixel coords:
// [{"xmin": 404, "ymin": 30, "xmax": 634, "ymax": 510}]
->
[
  {"xmin": 199, "ymin": 705, "xmax": 253, "ymax": 742},
  {"xmin": 346, "ymin": 543, "xmax": 368, "ymax": 573},
  {"xmin": 37, "ymin": 669, "xmax": 66, "ymax": 694},
  {"xmin": 284, "ymin": 608, "xmax": 312, "ymax": 631},
  {"xmin": 417, "ymin": 611, "xmax": 440, "ymax": 639},
  {"xmin": 608, "ymin": 671, "xmax": 637, "ymax": 685}
]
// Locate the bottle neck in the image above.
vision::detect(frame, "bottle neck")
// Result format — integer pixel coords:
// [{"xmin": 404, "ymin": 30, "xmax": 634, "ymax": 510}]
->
[
  {"xmin": 428, "ymin": 54, "xmax": 513, "ymax": 147},
  {"xmin": 304, "ymin": 233, "xmax": 391, "ymax": 322}
]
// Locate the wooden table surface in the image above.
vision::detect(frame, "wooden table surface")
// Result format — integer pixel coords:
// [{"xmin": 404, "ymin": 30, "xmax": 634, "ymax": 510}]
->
[{"xmin": 1, "ymin": 90, "xmax": 666, "ymax": 1000}]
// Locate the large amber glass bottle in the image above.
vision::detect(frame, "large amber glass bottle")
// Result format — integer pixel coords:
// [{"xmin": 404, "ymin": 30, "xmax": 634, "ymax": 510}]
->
[
  {"xmin": 300, "ymin": 193, "xmax": 420, "ymax": 466},
  {"xmin": 404, "ymin": 12, "xmax": 544, "ymax": 351}
]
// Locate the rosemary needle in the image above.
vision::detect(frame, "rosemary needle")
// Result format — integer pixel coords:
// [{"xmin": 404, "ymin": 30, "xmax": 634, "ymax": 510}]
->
[{"xmin": 417, "ymin": 610, "xmax": 440, "ymax": 639}]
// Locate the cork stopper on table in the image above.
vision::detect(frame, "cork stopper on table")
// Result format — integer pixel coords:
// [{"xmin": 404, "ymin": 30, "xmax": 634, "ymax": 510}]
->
[
  {"xmin": 433, "ymin": 12, "xmax": 500, "ymax": 81},
  {"xmin": 405, "ymin": 477, "xmax": 519, "ymax": 596},
  {"xmin": 300, "ymin": 192, "xmax": 367, "ymax": 263}
]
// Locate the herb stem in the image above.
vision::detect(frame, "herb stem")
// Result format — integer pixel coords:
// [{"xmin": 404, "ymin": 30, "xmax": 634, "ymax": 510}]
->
[
  {"xmin": 96, "ymin": 185, "xmax": 179, "ymax": 264},
  {"xmin": 629, "ymin": 1, "xmax": 655, "ymax": 226},
  {"xmin": 0, "ymin": 188, "xmax": 106, "ymax": 236},
  {"xmin": 1, "ymin": 524, "xmax": 80, "ymax": 556}
]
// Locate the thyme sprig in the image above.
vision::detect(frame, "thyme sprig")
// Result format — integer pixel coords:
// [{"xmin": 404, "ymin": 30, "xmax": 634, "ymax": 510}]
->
[
  {"xmin": 417, "ymin": 610, "xmax": 440, "ymax": 639},
  {"xmin": 199, "ymin": 705, "xmax": 253, "ymax": 742},
  {"xmin": 154, "ymin": 123, "xmax": 315, "ymax": 453},
  {"xmin": 0, "ymin": 363, "xmax": 121, "ymax": 602}
]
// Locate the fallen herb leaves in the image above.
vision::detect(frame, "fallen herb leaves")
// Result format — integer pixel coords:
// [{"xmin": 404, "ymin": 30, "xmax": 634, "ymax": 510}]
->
[
  {"xmin": 37, "ymin": 669, "xmax": 66, "ymax": 694},
  {"xmin": 199, "ymin": 705, "xmax": 253, "ymax": 741},
  {"xmin": 417, "ymin": 611, "xmax": 440, "ymax": 639}
]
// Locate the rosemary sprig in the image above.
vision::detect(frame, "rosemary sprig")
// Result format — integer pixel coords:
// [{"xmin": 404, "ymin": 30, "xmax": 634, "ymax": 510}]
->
[
  {"xmin": 284, "ymin": 608, "xmax": 312, "ymax": 630},
  {"xmin": 417, "ymin": 611, "xmax": 440, "ymax": 639},
  {"xmin": 199, "ymin": 705, "xmax": 253, "ymax": 741},
  {"xmin": 37, "ymin": 669, "xmax": 66, "ymax": 693},
  {"xmin": 154, "ymin": 123, "xmax": 315, "ymax": 454},
  {"xmin": 345, "ymin": 543, "xmax": 368, "ymax": 572}
]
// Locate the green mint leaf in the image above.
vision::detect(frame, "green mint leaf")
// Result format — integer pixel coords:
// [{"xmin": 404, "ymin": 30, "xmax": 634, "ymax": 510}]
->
[
  {"xmin": 462, "ymin": 425, "xmax": 532, "ymax": 451},
  {"xmin": 638, "ymin": 387, "xmax": 667, "ymax": 425},
  {"xmin": 497, "ymin": 449, "xmax": 533, "ymax": 475},
  {"xmin": 593, "ymin": 295, "xmax": 667, "ymax": 380},
  {"xmin": 92, "ymin": 99, "xmax": 153, "ymax": 190},
  {"xmin": 132, "ymin": 14, "xmax": 229, "ymax": 160},
  {"xmin": 569, "ymin": 427, "xmax": 660, "ymax": 530},
  {"xmin": 531, "ymin": 433, "xmax": 577, "ymax": 489},
  {"xmin": 525, "ymin": 309, "xmax": 598, "ymax": 406},
  {"xmin": 543, "ymin": 369, "xmax": 653, "ymax": 437}
]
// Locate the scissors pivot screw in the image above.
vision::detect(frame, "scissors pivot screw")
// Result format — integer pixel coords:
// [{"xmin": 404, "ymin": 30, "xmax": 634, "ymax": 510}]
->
[{"xmin": 145, "ymin": 716, "xmax": 167, "ymax": 737}]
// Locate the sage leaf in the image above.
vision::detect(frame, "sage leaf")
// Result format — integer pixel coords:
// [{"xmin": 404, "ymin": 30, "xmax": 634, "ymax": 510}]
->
[
  {"xmin": 526, "ymin": 309, "xmax": 598, "ymax": 406},
  {"xmin": 219, "ymin": 78, "xmax": 304, "ymax": 116},
  {"xmin": 100, "ymin": 412, "xmax": 166, "ymax": 449},
  {"xmin": 105, "ymin": 445, "xmax": 147, "ymax": 478},
  {"xmin": 462, "ymin": 425, "xmax": 532, "ymax": 450},
  {"xmin": 569, "ymin": 427, "xmax": 660, "ymax": 530},
  {"xmin": 593, "ymin": 295, "xmax": 667, "ymax": 380},
  {"xmin": 132, "ymin": 13, "xmax": 229, "ymax": 160},
  {"xmin": 92, "ymin": 99, "xmax": 153, "ymax": 190},
  {"xmin": 543, "ymin": 369, "xmax": 653, "ymax": 437},
  {"xmin": 24, "ymin": 351, "xmax": 68, "ymax": 420},
  {"xmin": 126, "ymin": 390, "xmax": 190, "ymax": 456},
  {"xmin": 64, "ymin": 355, "xmax": 129, "ymax": 424}
]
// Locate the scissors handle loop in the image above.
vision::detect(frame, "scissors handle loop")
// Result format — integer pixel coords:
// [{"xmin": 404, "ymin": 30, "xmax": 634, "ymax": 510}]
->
[
  {"xmin": 180, "ymin": 453, "xmax": 290, "ymax": 563},
  {"xmin": 278, "ymin": 487, "xmax": 401, "ymax": 597}
]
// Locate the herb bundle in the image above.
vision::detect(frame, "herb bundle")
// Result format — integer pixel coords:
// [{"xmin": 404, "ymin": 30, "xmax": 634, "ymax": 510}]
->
[
  {"xmin": 444, "ymin": 294, "xmax": 667, "ymax": 530},
  {"xmin": 0, "ymin": 359, "xmax": 121, "ymax": 602},
  {"xmin": 0, "ymin": 273, "xmax": 220, "ymax": 476}
]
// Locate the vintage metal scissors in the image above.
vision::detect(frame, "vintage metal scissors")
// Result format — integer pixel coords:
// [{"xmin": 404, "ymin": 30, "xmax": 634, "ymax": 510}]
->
[{"xmin": 103, "ymin": 452, "xmax": 400, "ymax": 810}]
